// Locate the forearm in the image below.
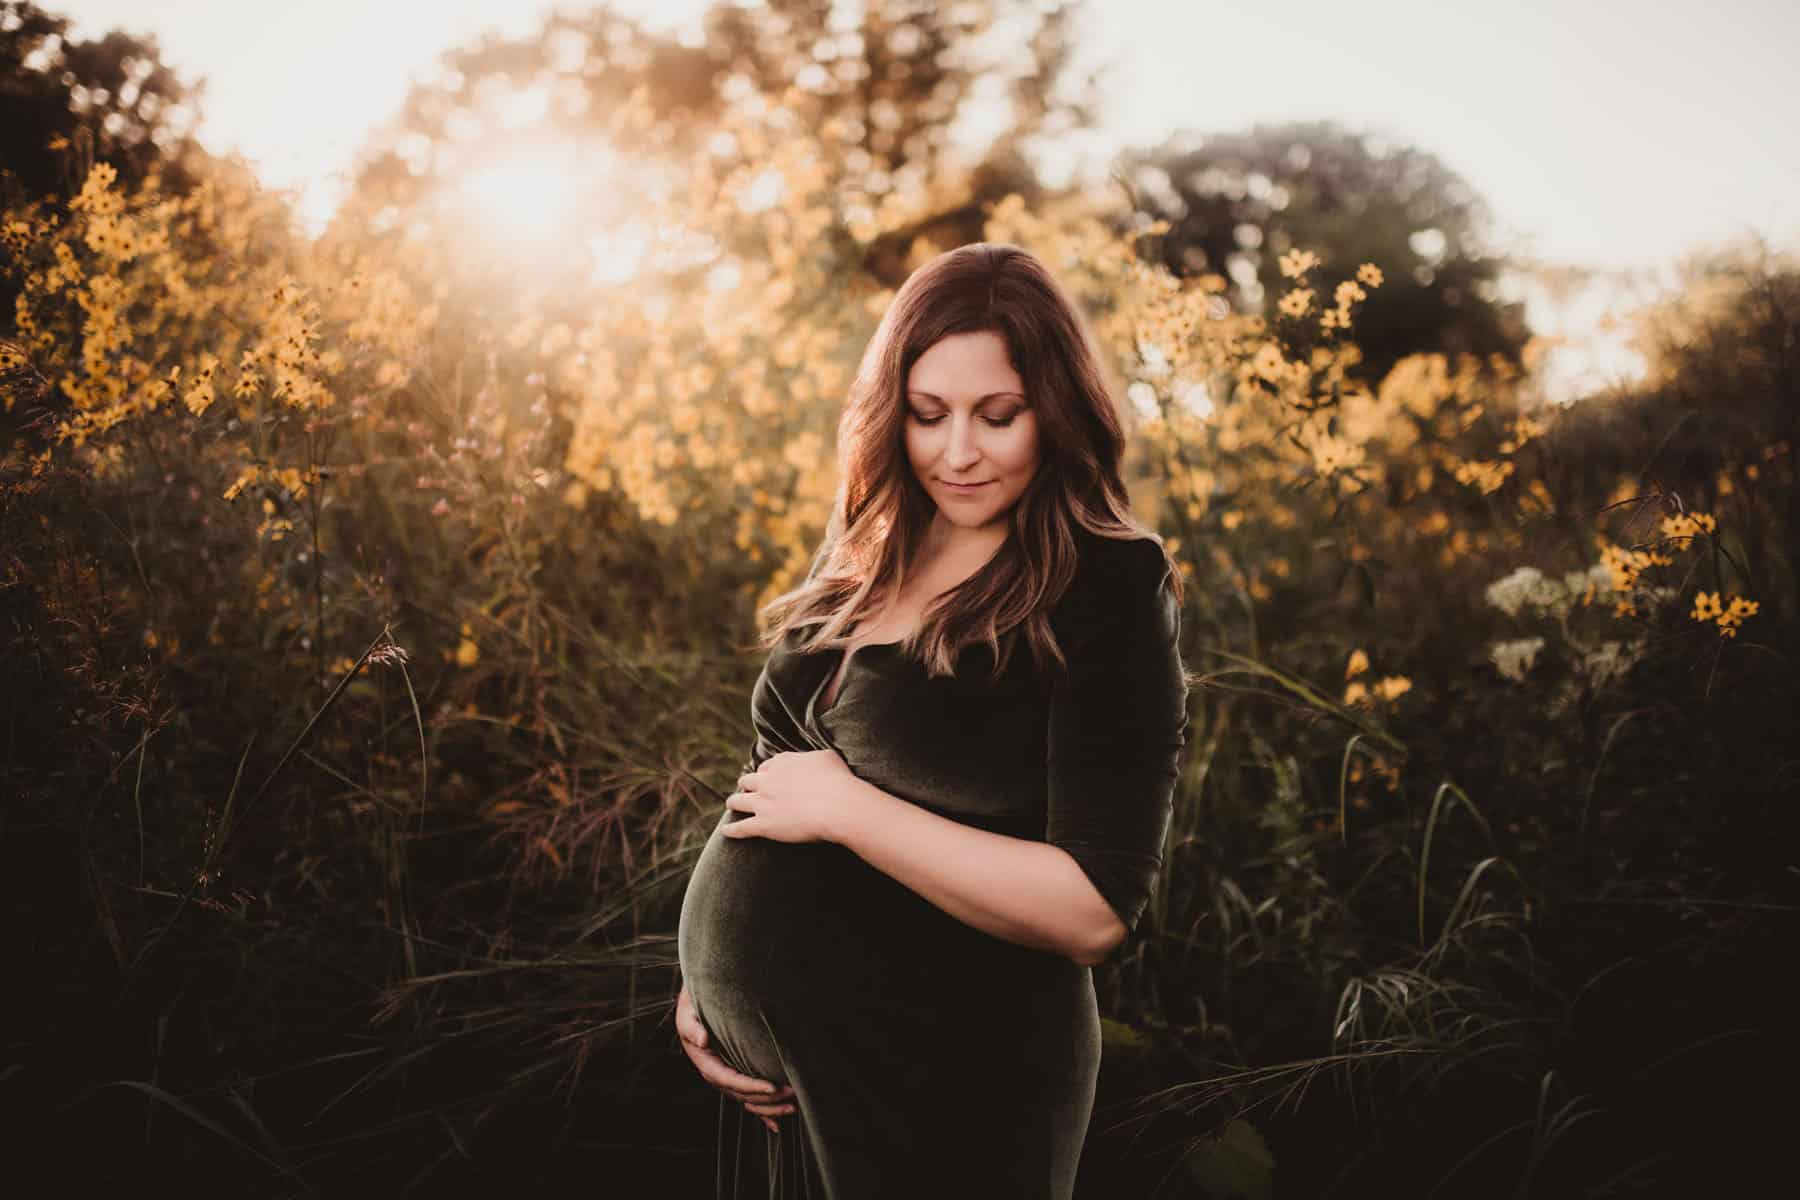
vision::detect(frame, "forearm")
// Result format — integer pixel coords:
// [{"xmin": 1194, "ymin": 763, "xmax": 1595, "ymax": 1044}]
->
[{"xmin": 830, "ymin": 776, "xmax": 1117, "ymax": 965}]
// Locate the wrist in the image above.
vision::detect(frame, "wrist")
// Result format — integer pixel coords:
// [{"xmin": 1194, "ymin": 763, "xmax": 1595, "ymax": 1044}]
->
[{"xmin": 830, "ymin": 775, "xmax": 883, "ymax": 848}]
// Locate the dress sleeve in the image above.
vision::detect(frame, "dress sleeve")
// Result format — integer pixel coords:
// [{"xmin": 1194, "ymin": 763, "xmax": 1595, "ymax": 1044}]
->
[{"xmin": 1045, "ymin": 538, "xmax": 1189, "ymax": 943}]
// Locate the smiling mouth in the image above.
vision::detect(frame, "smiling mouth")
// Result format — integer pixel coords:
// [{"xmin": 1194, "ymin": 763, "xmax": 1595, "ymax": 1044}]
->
[{"xmin": 941, "ymin": 480, "xmax": 992, "ymax": 488}]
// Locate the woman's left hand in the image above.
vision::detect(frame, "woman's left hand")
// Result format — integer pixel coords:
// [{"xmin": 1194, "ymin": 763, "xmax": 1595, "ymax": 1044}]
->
[{"xmin": 721, "ymin": 749, "xmax": 860, "ymax": 845}]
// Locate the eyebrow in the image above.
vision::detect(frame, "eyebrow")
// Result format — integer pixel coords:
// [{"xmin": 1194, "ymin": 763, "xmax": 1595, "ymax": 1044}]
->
[{"xmin": 907, "ymin": 391, "xmax": 1025, "ymax": 404}]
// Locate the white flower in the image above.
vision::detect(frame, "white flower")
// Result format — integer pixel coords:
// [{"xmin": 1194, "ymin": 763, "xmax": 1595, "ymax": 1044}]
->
[
  {"xmin": 1579, "ymin": 639, "xmax": 1642, "ymax": 688},
  {"xmin": 1489, "ymin": 636, "xmax": 1546, "ymax": 681},
  {"xmin": 1486, "ymin": 566, "xmax": 1568, "ymax": 618},
  {"xmin": 1485, "ymin": 566, "xmax": 1541, "ymax": 617},
  {"xmin": 1562, "ymin": 562, "xmax": 1612, "ymax": 599}
]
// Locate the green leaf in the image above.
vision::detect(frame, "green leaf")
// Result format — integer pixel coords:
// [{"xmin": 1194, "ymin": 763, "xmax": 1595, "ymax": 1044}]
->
[
  {"xmin": 1184, "ymin": 1117, "xmax": 1276, "ymax": 1200},
  {"xmin": 1098, "ymin": 1016, "xmax": 1152, "ymax": 1057}
]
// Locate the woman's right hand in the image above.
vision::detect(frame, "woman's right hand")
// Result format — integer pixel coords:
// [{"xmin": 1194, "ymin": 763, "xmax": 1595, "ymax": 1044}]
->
[{"xmin": 676, "ymin": 981, "xmax": 797, "ymax": 1134}]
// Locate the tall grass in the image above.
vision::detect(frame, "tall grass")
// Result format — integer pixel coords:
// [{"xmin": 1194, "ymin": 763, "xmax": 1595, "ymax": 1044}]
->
[{"xmin": 4, "ymin": 134, "xmax": 1795, "ymax": 1196}]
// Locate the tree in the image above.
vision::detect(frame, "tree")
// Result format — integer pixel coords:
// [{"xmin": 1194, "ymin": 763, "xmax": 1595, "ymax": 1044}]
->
[
  {"xmin": 0, "ymin": 0, "xmax": 205, "ymax": 205},
  {"xmin": 340, "ymin": 0, "xmax": 1104, "ymax": 287},
  {"xmin": 1116, "ymin": 120, "xmax": 1529, "ymax": 384}
]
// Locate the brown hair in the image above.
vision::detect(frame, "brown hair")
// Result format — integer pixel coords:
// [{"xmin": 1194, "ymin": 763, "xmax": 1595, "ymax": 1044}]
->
[{"xmin": 756, "ymin": 241, "xmax": 1182, "ymax": 684}]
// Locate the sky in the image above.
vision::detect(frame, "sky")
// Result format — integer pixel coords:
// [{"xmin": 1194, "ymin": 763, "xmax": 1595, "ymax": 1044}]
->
[
  {"xmin": 52, "ymin": 0, "xmax": 1800, "ymax": 397},
  {"xmin": 1084, "ymin": 0, "xmax": 1798, "ymax": 274}
]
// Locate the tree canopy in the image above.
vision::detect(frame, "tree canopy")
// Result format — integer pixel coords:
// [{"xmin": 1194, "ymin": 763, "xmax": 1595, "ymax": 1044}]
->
[
  {"xmin": 0, "ymin": 0, "xmax": 205, "ymax": 204},
  {"xmin": 343, "ymin": 0, "xmax": 1103, "ymax": 289},
  {"xmin": 1117, "ymin": 120, "xmax": 1529, "ymax": 383}
]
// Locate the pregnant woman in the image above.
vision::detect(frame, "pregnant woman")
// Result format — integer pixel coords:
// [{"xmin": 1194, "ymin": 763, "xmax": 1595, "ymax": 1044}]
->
[{"xmin": 675, "ymin": 241, "xmax": 1190, "ymax": 1198}]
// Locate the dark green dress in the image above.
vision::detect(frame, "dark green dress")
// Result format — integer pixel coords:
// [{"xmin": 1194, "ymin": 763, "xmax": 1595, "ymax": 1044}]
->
[{"xmin": 676, "ymin": 531, "xmax": 1189, "ymax": 1198}]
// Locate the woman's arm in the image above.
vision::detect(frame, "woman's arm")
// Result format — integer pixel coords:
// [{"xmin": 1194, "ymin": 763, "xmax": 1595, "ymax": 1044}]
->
[
  {"xmin": 813, "ymin": 534, "xmax": 1186, "ymax": 968},
  {"xmin": 826, "ymin": 781, "xmax": 1123, "ymax": 966}
]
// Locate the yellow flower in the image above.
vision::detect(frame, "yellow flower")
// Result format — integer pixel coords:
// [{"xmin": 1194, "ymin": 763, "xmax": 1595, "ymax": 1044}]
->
[
  {"xmin": 455, "ymin": 622, "xmax": 480, "ymax": 667},
  {"xmin": 1278, "ymin": 248, "xmax": 1320, "ymax": 278},
  {"xmin": 1373, "ymin": 676, "xmax": 1412, "ymax": 702},
  {"xmin": 1690, "ymin": 591, "xmax": 1723, "ymax": 622},
  {"xmin": 1715, "ymin": 595, "xmax": 1759, "ymax": 634},
  {"xmin": 1277, "ymin": 288, "xmax": 1314, "ymax": 318},
  {"xmin": 222, "ymin": 465, "xmax": 263, "ymax": 501},
  {"xmin": 1356, "ymin": 263, "xmax": 1384, "ymax": 287},
  {"xmin": 1346, "ymin": 648, "xmax": 1370, "ymax": 679},
  {"xmin": 1660, "ymin": 511, "xmax": 1716, "ymax": 541},
  {"xmin": 183, "ymin": 379, "xmax": 215, "ymax": 416},
  {"xmin": 1252, "ymin": 342, "xmax": 1288, "ymax": 383},
  {"xmin": 1452, "ymin": 457, "xmax": 1515, "ymax": 495}
]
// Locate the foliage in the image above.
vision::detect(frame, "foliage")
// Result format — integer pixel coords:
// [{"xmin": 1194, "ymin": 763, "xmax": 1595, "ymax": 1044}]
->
[
  {"xmin": 3, "ymin": 3, "xmax": 1796, "ymax": 1196},
  {"xmin": 0, "ymin": 1, "xmax": 206, "ymax": 206},
  {"xmin": 1118, "ymin": 120, "xmax": 1529, "ymax": 385}
]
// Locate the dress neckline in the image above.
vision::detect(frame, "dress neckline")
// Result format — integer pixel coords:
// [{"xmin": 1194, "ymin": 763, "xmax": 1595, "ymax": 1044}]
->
[{"xmin": 813, "ymin": 636, "xmax": 906, "ymax": 721}]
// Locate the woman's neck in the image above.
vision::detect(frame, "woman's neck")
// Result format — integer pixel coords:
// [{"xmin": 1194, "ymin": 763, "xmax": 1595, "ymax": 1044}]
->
[{"xmin": 920, "ymin": 515, "xmax": 1008, "ymax": 570}]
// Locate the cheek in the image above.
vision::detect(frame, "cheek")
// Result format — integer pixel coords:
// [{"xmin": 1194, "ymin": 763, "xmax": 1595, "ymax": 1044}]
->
[
  {"xmin": 999, "ymin": 424, "xmax": 1041, "ymax": 474},
  {"xmin": 904, "ymin": 427, "xmax": 932, "ymax": 472}
]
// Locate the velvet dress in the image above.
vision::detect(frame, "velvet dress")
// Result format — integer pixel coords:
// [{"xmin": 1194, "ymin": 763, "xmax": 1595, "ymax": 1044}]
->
[{"xmin": 675, "ymin": 530, "xmax": 1189, "ymax": 1199}]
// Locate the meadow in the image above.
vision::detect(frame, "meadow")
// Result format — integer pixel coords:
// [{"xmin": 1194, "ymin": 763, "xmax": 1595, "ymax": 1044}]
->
[{"xmin": 3, "ymin": 14, "xmax": 1798, "ymax": 1196}]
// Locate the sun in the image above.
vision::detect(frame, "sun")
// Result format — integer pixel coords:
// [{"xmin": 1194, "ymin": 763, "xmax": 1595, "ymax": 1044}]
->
[{"xmin": 449, "ymin": 142, "xmax": 588, "ymax": 244}]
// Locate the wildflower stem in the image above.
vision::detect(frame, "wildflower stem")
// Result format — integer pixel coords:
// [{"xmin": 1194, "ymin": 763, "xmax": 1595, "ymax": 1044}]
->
[{"xmin": 120, "ymin": 625, "xmax": 400, "ymax": 997}]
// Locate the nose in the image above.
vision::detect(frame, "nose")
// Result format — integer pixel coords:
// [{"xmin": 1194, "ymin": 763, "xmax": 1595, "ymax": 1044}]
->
[{"xmin": 944, "ymin": 415, "xmax": 981, "ymax": 471}]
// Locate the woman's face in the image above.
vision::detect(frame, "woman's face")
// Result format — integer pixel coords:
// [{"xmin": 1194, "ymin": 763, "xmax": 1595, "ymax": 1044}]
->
[{"xmin": 903, "ymin": 330, "xmax": 1041, "ymax": 537}]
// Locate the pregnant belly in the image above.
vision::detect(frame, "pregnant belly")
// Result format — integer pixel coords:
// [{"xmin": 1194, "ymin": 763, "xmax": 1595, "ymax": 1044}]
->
[
  {"xmin": 677, "ymin": 813, "xmax": 907, "ymax": 1078},
  {"xmin": 677, "ymin": 811, "xmax": 1062, "ymax": 1086}
]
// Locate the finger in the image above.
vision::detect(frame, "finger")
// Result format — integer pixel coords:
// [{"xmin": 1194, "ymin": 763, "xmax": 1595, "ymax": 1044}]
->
[
  {"xmin": 692, "ymin": 1051, "xmax": 787, "ymax": 1098},
  {"xmin": 673, "ymin": 992, "xmax": 704, "ymax": 1044},
  {"xmin": 691, "ymin": 1058, "xmax": 775, "ymax": 1104},
  {"xmin": 721, "ymin": 816, "xmax": 758, "ymax": 838},
  {"xmin": 728, "ymin": 1080, "xmax": 795, "ymax": 1104},
  {"xmin": 743, "ymin": 1099, "xmax": 798, "ymax": 1117},
  {"xmin": 762, "ymin": 1116, "xmax": 778, "ymax": 1134}
]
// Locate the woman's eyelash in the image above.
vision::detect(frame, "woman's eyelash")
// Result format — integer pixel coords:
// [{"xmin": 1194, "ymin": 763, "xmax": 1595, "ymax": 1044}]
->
[{"xmin": 911, "ymin": 414, "xmax": 1016, "ymax": 427}]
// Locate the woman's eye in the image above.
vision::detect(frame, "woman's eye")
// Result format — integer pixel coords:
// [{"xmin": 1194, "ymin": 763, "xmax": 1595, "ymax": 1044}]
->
[{"xmin": 911, "ymin": 414, "xmax": 1016, "ymax": 428}]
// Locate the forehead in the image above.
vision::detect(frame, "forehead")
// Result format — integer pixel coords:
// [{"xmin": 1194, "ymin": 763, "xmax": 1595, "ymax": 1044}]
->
[{"xmin": 907, "ymin": 330, "xmax": 1022, "ymax": 392}]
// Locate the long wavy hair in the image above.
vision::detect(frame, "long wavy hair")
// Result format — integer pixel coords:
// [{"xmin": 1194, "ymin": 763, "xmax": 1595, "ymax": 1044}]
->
[{"xmin": 756, "ymin": 241, "xmax": 1183, "ymax": 687}]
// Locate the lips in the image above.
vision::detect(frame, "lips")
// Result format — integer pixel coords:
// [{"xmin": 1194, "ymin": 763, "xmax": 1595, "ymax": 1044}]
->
[{"xmin": 942, "ymin": 480, "xmax": 991, "ymax": 492}]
